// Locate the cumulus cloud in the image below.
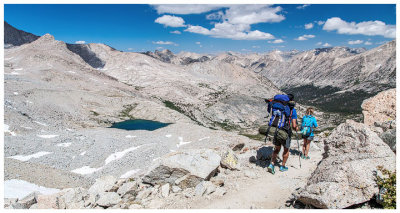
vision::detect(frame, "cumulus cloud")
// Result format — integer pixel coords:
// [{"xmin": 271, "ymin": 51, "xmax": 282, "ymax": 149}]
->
[
  {"xmin": 223, "ymin": 5, "xmax": 285, "ymax": 25},
  {"xmin": 195, "ymin": 41, "xmax": 201, "ymax": 45},
  {"xmin": 184, "ymin": 5, "xmax": 283, "ymax": 40},
  {"xmin": 348, "ymin": 40, "xmax": 363, "ymax": 45},
  {"xmin": 185, "ymin": 23, "xmax": 274, "ymax": 40},
  {"xmin": 268, "ymin": 39, "xmax": 284, "ymax": 43},
  {"xmin": 152, "ymin": 41, "xmax": 178, "ymax": 46},
  {"xmin": 296, "ymin": 4, "xmax": 310, "ymax": 9},
  {"xmin": 155, "ymin": 15, "xmax": 186, "ymax": 27},
  {"xmin": 294, "ymin": 34, "xmax": 315, "ymax": 41},
  {"xmin": 365, "ymin": 41, "xmax": 372, "ymax": 45},
  {"xmin": 75, "ymin": 41, "xmax": 86, "ymax": 44},
  {"xmin": 323, "ymin": 17, "xmax": 396, "ymax": 38},
  {"xmin": 153, "ymin": 4, "xmax": 224, "ymax": 14},
  {"xmin": 170, "ymin": 30, "xmax": 181, "ymax": 34},
  {"xmin": 316, "ymin": 42, "xmax": 323, "ymax": 45},
  {"xmin": 322, "ymin": 43, "xmax": 331, "ymax": 47},
  {"xmin": 316, "ymin": 20, "xmax": 325, "ymax": 25},
  {"xmin": 305, "ymin": 23, "xmax": 314, "ymax": 29}
]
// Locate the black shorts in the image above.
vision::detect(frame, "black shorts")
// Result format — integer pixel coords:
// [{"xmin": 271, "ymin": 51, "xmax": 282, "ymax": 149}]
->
[{"xmin": 302, "ymin": 135, "xmax": 314, "ymax": 141}]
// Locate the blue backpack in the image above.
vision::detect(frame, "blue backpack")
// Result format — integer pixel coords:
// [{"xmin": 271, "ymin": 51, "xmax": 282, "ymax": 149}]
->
[
  {"xmin": 301, "ymin": 115, "xmax": 314, "ymax": 137},
  {"xmin": 264, "ymin": 95, "xmax": 292, "ymax": 142},
  {"xmin": 268, "ymin": 95, "xmax": 290, "ymax": 129}
]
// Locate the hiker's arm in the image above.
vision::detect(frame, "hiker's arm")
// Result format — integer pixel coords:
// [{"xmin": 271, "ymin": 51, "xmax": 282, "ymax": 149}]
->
[{"xmin": 292, "ymin": 119, "xmax": 299, "ymax": 131}]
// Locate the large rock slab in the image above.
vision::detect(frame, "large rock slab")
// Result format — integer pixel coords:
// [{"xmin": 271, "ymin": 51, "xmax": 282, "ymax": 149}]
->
[
  {"xmin": 361, "ymin": 88, "xmax": 396, "ymax": 127},
  {"xmin": 142, "ymin": 149, "xmax": 221, "ymax": 188},
  {"xmin": 297, "ymin": 120, "xmax": 396, "ymax": 209},
  {"xmin": 88, "ymin": 176, "xmax": 118, "ymax": 195}
]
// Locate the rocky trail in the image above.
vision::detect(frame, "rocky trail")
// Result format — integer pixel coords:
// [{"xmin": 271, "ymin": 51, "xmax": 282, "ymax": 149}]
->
[{"xmin": 170, "ymin": 144, "xmax": 323, "ymax": 209}]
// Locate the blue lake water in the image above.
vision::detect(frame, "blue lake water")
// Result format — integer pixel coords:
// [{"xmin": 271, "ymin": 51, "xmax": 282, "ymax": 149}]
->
[{"xmin": 109, "ymin": 119, "xmax": 171, "ymax": 131}]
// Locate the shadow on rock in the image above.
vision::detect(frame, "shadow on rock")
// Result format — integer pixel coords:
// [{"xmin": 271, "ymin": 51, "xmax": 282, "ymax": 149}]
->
[{"xmin": 248, "ymin": 146, "xmax": 275, "ymax": 168}]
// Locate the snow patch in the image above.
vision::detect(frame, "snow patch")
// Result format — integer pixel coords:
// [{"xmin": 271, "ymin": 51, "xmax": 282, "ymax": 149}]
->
[
  {"xmin": 375, "ymin": 64, "xmax": 381, "ymax": 68},
  {"xmin": 198, "ymin": 136, "xmax": 210, "ymax": 141},
  {"xmin": 152, "ymin": 157, "xmax": 160, "ymax": 162},
  {"xmin": 4, "ymin": 179, "xmax": 60, "ymax": 199},
  {"xmin": 8, "ymin": 151, "xmax": 52, "ymax": 162},
  {"xmin": 34, "ymin": 121, "xmax": 48, "ymax": 126},
  {"xmin": 37, "ymin": 135, "xmax": 59, "ymax": 139},
  {"xmin": 4, "ymin": 124, "xmax": 17, "ymax": 136},
  {"xmin": 13, "ymin": 92, "xmax": 18, "ymax": 95},
  {"xmin": 56, "ymin": 143, "xmax": 72, "ymax": 147},
  {"xmin": 104, "ymin": 145, "xmax": 144, "ymax": 165},
  {"xmin": 7, "ymin": 72, "xmax": 20, "ymax": 75},
  {"xmin": 5, "ymin": 57, "xmax": 14, "ymax": 60},
  {"xmin": 80, "ymin": 151, "xmax": 87, "ymax": 156},
  {"xmin": 125, "ymin": 135, "xmax": 137, "ymax": 138},
  {"xmin": 120, "ymin": 169, "xmax": 141, "ymax": 178},
  {"xmin": 14, "ymin": 68, "xmax": 23, "ymax": 71},
  {"xmin": 21, "ymin": 126, "xmax": 33, "ymax": 130},
  {"xmin": 166, "ymin": 134, "xmax": 172, "ymax": 138},
  {"xmin": 68, "ymin": 71, "xmax": 76, "ymax": 74},
  {"xmin": 176, "ymin": 137, "xmax": 191, "ymax": 148},
  {"xmin": 25, "ymin": 100, "xmax": 33, "ymax": 104},
  {"xmin": 71, "ymin": 166, "xmax": 102, "ymax": 175}
]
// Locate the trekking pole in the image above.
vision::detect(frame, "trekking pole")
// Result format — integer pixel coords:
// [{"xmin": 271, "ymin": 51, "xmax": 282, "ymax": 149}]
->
[{"xmin": 296, "ymin": 130, "xmax": 302, "ymax": 168}]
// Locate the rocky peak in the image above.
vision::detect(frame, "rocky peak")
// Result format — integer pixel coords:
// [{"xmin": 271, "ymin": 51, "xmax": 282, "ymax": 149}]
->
[{"xmin": 4, "ymin": 21, "xmax": 39, "ymax": 47}]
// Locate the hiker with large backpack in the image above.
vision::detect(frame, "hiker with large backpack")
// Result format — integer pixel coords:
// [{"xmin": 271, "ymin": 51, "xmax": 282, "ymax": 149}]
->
[
  {"xmin": 300, "ymin": 107, "xmax": 318, "ymax": 160},
  {"xmin": 263, "ymin": 94, "xmax": 299, "ymax": 174}
]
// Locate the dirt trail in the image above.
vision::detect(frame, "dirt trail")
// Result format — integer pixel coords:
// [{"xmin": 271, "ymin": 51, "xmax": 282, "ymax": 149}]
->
[{"xmin": 163, "ymin": 142, "xmax": 323, "ymax": 209}]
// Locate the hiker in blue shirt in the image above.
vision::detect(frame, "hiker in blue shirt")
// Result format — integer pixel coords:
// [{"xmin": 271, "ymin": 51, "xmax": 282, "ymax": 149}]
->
[{"xmin": 301, "ymin": 107, "xmax": 318, "ymax": 159}]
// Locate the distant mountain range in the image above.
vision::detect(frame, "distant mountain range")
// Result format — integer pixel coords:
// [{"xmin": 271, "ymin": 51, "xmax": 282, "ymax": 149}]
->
[{"xmin": 5, "ymin": 21, "xmax": 396, "ymax": 116}]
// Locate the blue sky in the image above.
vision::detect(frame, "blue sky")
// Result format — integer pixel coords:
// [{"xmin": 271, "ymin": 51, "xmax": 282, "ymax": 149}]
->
[{"xmin": 5, "ymin": 4, "xmax": 396, "ymax": 53}]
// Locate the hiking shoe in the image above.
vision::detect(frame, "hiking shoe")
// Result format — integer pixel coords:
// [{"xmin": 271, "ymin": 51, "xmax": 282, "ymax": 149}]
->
[
  {"xmin": 267, "ymin": 164, "xmax": 275, "ymax": 175},
  {"xmin": 279, "ymin": 166, "xmax": 288, "ymax": 172},
  {"xmin": 305, "ymin": 156, "xmax": 310, "ymax": 160}
]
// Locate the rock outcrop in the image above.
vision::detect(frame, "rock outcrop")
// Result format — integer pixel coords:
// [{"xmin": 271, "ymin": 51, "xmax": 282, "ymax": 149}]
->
[
  {"xmin": 297, "ymin": 120, "xmax": 396, "ymax": 209},
  {"xmin": 142, "ymin": 149, "xmax": 221, "ymax": 188},
  {"xmin": 4, "ymin": 21, "xmax": 39, "ymax": 47},
  {"xmin": 362, "ymin": 88, "xmax": 396, "ymax": 152}
]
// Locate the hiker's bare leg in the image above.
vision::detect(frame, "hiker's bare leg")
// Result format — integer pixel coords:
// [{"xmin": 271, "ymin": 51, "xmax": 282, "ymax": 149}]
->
[
  {"xmin": 302, "ymin": 138, "xmax": 307, "ymax": 155},
  {"xmin": 305, "ymin": 140, "xmax": 311, "ymax": 157},
  {"xmin": 271, "ymin": 145, "xmax": 281, "ymax": 165},
  {"xmin": 282, "ymin": 147, "xmax": 289, "ymax": 167}
]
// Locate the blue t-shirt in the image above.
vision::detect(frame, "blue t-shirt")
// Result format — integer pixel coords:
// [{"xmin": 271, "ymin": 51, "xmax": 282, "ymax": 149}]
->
[
  {"xmin": 291, "ymin": 108, "xmax": 297, "ymax": 120},
  {"xmin": 301, "ymin": 115, "xmax": 318, "ymax": 137}
]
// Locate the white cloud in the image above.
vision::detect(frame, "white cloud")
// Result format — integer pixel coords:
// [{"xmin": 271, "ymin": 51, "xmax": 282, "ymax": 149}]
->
[
  {"xmin": 296, "ymin": 4, "xmax": 310, "ymax": 9},
  {"xmin": 294, "ymin": 34, "xmax": 315, "ymax": 41},
  {"xmin": 316, "ymin": 42, "xmax": 323, "ymax": 45},
  {"xmin": 348, "ymin": 40, "xmax": 364, "ymax": 45},
  {"xmin": 184, "ymin": 5, "xmax": 283, "ymax": 41},
  {"xmin": 152, "ymin": 41, "xmax": 178, "ymax": 46},
  {"xmin": 195, "ymin": 41, "xmax": 201, "ymax": 45},
  {"xmin": 365, "ymin": 41, "xmax": 372, "ymax": 45},
  {"xmin": 322, "ymin": 43, "xmax": 332, "ymax": 47},
  {"xmin": 155, "ymin": 15, "xmax": 186, "ymax": 27},
  {"xmin": 170, "ymin": 30, "xmax": 181, "ymax": 34},
  {"xmin": 185, "ymin": 23, "xmax": 274, "ymax": 40},
  {"xmin": 305, "ymin": 23, "xmax": 314, "ymax": 29},
  {"xmin": 127, "ymin": 48, "xmax": 133, "ymax": 51},
  {"xmin": 316, "ymin": 20, "xmax": 325, "ymax": 25},
  {"xmin": 223, "ymin": 5, "xmax": 285, "ymax": 25},
  {"xmin": 153, "ymin": 4, "xmax": 224, "ymax": 15},
  {"xmin": 252, "ymin": 45, "xmax": 260, "ymax": 48},
  {"xmin": 323, "ymin": 17, "xmax": 396, "ymax": 38},
  {"xmin": 268, "ymin": 39, "xmax": 284, "ymax": 44},
  {"xmin": 75, "ymin": 41, "xmax": 86, "ymax": 44}
]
